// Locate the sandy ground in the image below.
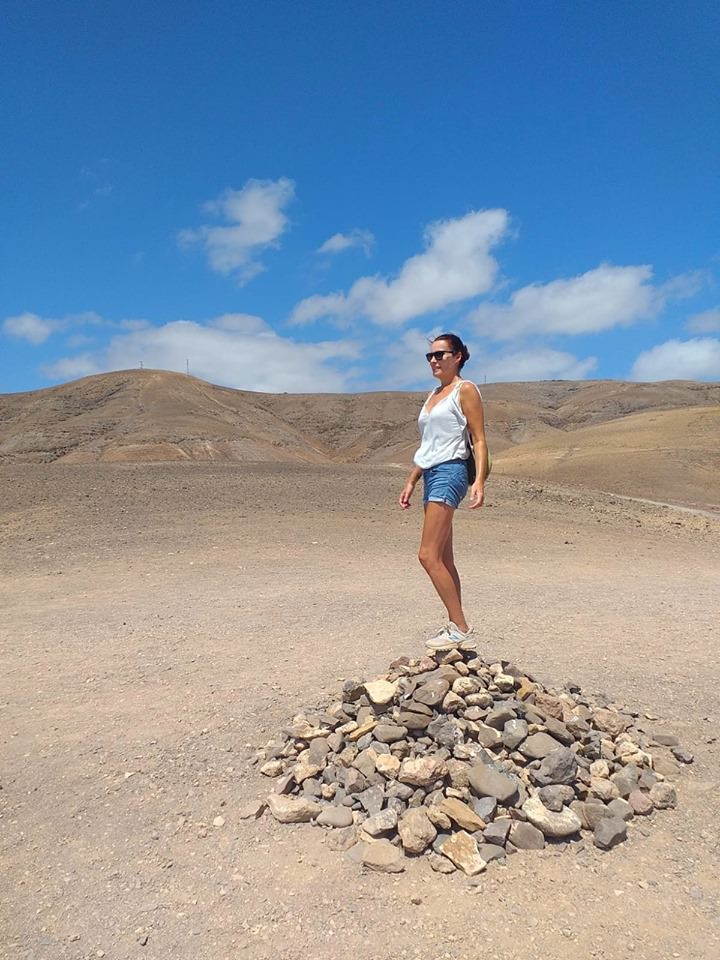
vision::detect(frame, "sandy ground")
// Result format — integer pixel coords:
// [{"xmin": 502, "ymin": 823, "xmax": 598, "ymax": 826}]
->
[{"xmin": 1, "ymin": 463, "xmax": 719, "ymax": 960}]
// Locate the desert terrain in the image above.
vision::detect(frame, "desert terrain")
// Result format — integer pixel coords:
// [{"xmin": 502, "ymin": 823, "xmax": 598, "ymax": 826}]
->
[{"xmin": 1, "ymin": 373, "xmax": 720, "ymax": 960}]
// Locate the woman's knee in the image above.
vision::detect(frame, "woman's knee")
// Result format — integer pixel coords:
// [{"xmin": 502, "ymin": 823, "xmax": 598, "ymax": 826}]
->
[{"xmin": 418, "ymin": 547, "xmax": 442, "ymax": 570}]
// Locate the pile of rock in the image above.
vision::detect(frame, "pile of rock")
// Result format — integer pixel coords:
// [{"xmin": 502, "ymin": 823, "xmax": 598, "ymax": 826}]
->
[{"xmin": 252, "ymin": 648, "xmax": 691, "ymax": 875}]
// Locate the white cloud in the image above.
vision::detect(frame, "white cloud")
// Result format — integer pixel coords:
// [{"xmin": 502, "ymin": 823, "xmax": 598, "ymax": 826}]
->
[
  {"xmin": 43, "ymin": 314, "xmax": 358, "ymax": 392},
  {"xmin": 478, "ymin": 347, "xmax": 597, "ymax": 382},
  {"xmin": 687, "ymin": 307, "xmax": 720, "ymax": 333},
  {"xmin": 178, "ymin": 177, "xmax": 295, "ymax": 284},
  {"xmin": 317, "ymin": 229, "xmax": 375, "ymax": 256},
  {"xmin": 630, "ymin": 338, "xmax": 720, "ymax": 381},
  {"xmin": 3, "ymin": 312, "xmax": 57, "ymax": 344},
  {"xmin": 468, "ymin": 264, "xmax": 658, "ymax": 341},
  {"xmin": 291, "ymin": 208, "xmax": 509, "ymax": 327}
]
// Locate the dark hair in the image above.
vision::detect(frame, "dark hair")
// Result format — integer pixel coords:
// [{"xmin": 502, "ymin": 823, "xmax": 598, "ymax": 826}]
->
[{"xmin": 433, "ymin": 332, "xmax": 470, "ymax": 371}]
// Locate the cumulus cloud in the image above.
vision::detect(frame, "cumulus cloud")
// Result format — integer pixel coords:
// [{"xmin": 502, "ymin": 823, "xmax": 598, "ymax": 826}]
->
[
  {"xmin": 3, "ymin": 310, "xmax": 104, "ymax": 344},
  {"xmin": 467, "ymin": 264, "xmax": 659, "ymax": 341},
  {"xmin": 3, "ymin": 312, "xmax": 57, "ymax": 344},
  {"xmin": 478, "ymin": 347, "xmax": 597, "ymax": 382},
  {"xmin": 291, "ymin": 209, "xmax": 509, "ymax": 327},
  {"xmin": 42, "ymin": 314, "xmax": 358, "ymax": 392},
  {"xmin": 317, "ymin": 229, "xmax": 375, "ymax": 256},
  {"xmin": 178, "ymin": 178, "xmax": 295, "ymax": 284},
  {"xmin": 686, "ymin": 307, "xmax": 720, "ymax": 333},
  {"xmin": 630, "ymin": 338, "xmax": 720, "ymax": 381}
]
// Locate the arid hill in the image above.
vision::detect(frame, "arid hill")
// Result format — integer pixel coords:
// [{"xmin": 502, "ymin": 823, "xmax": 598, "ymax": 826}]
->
[{"xmin": 1, "ymin": 369, "xmax": 719, "ymax": 508}]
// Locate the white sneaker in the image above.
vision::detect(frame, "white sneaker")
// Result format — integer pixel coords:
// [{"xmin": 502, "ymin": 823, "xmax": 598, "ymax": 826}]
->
[{"xmin": 426, "ymin": 622, "xmax": 475, "ymax": 652}]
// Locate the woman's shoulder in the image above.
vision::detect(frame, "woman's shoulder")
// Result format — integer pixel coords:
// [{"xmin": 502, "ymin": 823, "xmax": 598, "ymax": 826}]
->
[{"xmin": 458, "ymin": 379, "xmax": 482, "ymax": 399}]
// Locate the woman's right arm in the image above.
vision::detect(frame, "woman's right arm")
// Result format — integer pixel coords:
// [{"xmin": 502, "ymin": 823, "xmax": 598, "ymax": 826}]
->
[{"xmin": 399, "ymin": 466, "xmax": 423, "ymax": 509}]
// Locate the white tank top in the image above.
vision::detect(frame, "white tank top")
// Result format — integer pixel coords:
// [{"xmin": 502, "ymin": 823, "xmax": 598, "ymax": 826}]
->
[{"xmin": 414, "ymin": 380, "xmax": 481, "ymax": 470}]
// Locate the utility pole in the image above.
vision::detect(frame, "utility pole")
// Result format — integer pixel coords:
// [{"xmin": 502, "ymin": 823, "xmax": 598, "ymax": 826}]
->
[
  {"xmin": 186, "ymin": 359, "xmax": 189, "ymax": 375},
  {"xmin": 139, "ymin": 361, "xmax": 143, "ymax": 369}
]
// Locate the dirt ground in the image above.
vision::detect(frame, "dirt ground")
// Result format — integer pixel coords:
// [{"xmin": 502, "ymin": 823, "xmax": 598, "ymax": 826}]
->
[{"xmin": 1, "ymin": 463, "xmax": 719, "ymax": 960}]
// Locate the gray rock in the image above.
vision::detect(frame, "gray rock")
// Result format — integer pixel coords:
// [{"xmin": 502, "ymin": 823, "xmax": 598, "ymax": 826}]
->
[
  {"xmin": 610, "ymin": 766, "xmax": 640, "ymax": 798},
  {"xmin": 468, "ymin": 763, "xmax": 519, "ymax": 803},
  {"xmin": 316, "ymin": 806, "xmax": 354, "ymax": 828},
  {"xmin": 427, "ymin": 852, "xmax": 456, "ymax": 874},
  {"xmin": 520, "ymin": 733, "xmax": 564, "ymax": 760},
  {"xmin": 398, "ymin": 710, "xmax": 432, "ymax": 731},
  {"xmin": 672, "ymin": 745, "xmax": 694, "ymax": 764},
  {"xmin": 533, "ymin": 747, "xmax": 578, "ymax": 786},
  {"xmin": 475, "ymin": 724, "xmax": 503, "ymax": 749},
  {"xmin": 483, "ymin": 819, "xmax": 511, "ymax": 845},
  {"xmin": 653, "ymin": 732, "xmax": 679, "ymax": 746},
  {"xmin": 413, "ymin": 678, "xmax": 450, "ymax": 707},
  {"xmin": 471, "ymin": 796, "xmax": 498, "ymax": 820},
  {"xmin": 363, "ymin": 808, "xmax": 399, "ymax": 836},
  {"xmin": 607, "ymin": 798, "xmax": 634, "ymax": 822},
  {"xmin": 508, "ymin": 820, "xmax": 545, "ymax": 850},
  {"xmin": 502, "ymin": 718, "xmax": 529, "ymax": 750},
  {"xmin": 538, "ymin": 785, "xmax": 574, "ymax": 812},
  {"xmin": 374, "ymin": 723, "xmax": 408, "ymax": 743},
  {"xmin": 485, "ymin": 705, "xmax": 517, "ymax": 730},
  {"xmin": 478, "ymin": 843, "xmax": 506, "ymax": 864},
  {"xmin": 427, "ymin": 717, "xmax": 463, "ymax": 749},
  {"xmin": 358, "ymin": 785, "xmax": 384, "ymax": 816},
  {"xmin": 593, "ymin": 817, "xmax": 627, "ymax": 850},
  {"xmin": 542, "ymin": 716, "xmax": 575, "ymax": 746}
]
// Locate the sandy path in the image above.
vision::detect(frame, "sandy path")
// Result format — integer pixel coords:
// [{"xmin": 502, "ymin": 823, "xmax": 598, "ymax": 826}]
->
[{"xmin": 1, "ymin": 464, "xmax": 719, "ymax": 960}]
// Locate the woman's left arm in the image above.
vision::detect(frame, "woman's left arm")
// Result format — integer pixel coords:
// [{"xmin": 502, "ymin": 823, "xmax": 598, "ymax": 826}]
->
[{"xmin": 459, "ymin": 381, "xmax": 489, "ymax": 509}]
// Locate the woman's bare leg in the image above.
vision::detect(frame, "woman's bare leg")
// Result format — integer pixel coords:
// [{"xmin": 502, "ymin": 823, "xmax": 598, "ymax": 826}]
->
[
  {"xmin": 418, "ymin": 502, "xmax": 468, "ymax": 630},
  {"xmin": 442, "ymin": 523, "xmax": 462, "ymax": 606}
]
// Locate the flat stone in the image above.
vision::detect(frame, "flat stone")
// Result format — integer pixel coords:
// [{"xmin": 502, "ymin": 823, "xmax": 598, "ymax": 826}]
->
[
  {"xmin": 653, "ymin": 732, "xmax": 679, "ymax": 747},
  {"xmin": 468, "ymin": 763, "xmax": 518, "ymax": 803},
  {"xmin": 316, "ymin": 806, "xmax": 354, "ymax": 828},
  {"xmin": 398, "ymin": 807, "xmax": 437, "ymax": 854},
  {"xmin": 438, "ymin": 831, "xmax": 487, "ymax": 876},
  {"xmin": 671, "ymin": 746, "xmax": 694, "ymax": 764},
  {"xmin": 363, "ymin": 680, "xmax": 397, "ymax": 706},
  {"xmin": 398, "ymin": 711, "xmax": 432, "ymax": 731},
  {"xmin": 260, "ymin": 759, "xmax": 285, "ymax": 777},
  {"xmin": 478, "ymin": 843, "xmax": 506, "ymax": 864},
  {"xmin": 284, "ymin": 717, "xmax": 331, "ymax": 740},
  {"xmin": 438, "ymin": 797, "xmax": 486, "ymax": 832},
  {"xmin": 361, "ymin": 839, "xmax": 406, "ymax": 873},
  {"xmin": 522, "ymin": 795, "xmax": 582, "ymax": 838},
  {"xmin": 363, "ymin": 808, "xmax": 399, "ymax": 836},
  {"xmin": 266, "ymin": 794, "xmax": 321, "ymax": 824},
  {"xmin": 649, "ymin": 782, "xmax": 677, "ymax": 809},
  {"xmin": 520, "ymin": 733, "xmax": 564, "ymax": 760},
  {"xmin": 471, "ymin": 796, "xmax": 498, "ymax": 820},
  {"xmin": 628, "ymin": 790, "xmax": 654, "ymax": 816},
  {"xmin": 611, "ymin": 766, "xmax": 640, "ymax": 798},
  {"xmin": 373, "ymin": 723, "xmax": 408, "ymax": 743},
  {"xmin": 502, "ymin": 718, "xmax": 529, "ymax": 750},
  {"xmin": 399, "ymin": 757, "xmax": 449, "ymax": 787},
  {"xmin": 414, "ymin": 678, "xmax": 450, "ymax": 707},
  {"xmin": 593, "ymin": 817, "xmax": 628, "ymax": 850},
  {"xmin": 533, "ymin": 692, "xmax": 565, "ymax": 719},
  {"xmin": 576, "ymin": 799, "xmax": 613, "ymax": 831},
  {"xmin": 347, "ymin": 718, "xmax": 378, "ymax": 742},
  {"xmin": 238, "ymin": 800, "xmax": 266, "ymax": 820},
  {"xmin": 327, "ymin": 825, "xmax": 358, "ymax": 851},
  {"xmin": 442, "ymin": 691, "xmax": 466, "ymax": 713},
  {"xmin": 508, "ymin": 820, "xmax": 545, "ymax": 850}
]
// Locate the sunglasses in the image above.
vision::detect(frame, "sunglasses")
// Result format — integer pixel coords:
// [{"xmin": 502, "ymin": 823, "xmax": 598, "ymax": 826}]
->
[{"xmin": 425, "ymin": 350, "xmax": 455, "ymax": 362}]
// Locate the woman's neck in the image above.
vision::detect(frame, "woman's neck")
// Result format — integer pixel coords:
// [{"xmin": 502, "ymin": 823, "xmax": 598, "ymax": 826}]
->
[{"xmin": 437, "ymin": 374, "xmax": 461, "ymax": 389}]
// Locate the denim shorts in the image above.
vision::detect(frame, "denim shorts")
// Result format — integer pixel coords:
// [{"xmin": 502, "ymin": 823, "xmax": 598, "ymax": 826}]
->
[{"xmin": 422, "ymin": 458, "xmax": 469, "ymax": 509}]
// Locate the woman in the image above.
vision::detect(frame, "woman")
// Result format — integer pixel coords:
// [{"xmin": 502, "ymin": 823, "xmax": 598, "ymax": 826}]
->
[{"xmin": 399, "ymin": 333, "xmax": 489, "ymax": 651}]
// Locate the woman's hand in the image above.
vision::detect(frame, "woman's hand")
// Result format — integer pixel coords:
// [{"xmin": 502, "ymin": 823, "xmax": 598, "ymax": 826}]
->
[
  {"xmin": 469, "ymin": 480, "xmax": 485, "ymax": 509},
  {"xmin": 399, "ymin": 481, "xmax": 415, "ymax": 509}
]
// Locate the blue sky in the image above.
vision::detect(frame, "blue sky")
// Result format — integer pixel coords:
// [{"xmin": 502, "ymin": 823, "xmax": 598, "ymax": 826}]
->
[{"xmin": 2, "ymin": 0, "xmax": 719, "ymax": 394}]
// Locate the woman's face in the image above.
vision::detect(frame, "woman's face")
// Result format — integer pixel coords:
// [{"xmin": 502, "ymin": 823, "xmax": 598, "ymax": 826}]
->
[{"xmin": 428, "ymin": 339, "xmax": 460, "ymax": 379}]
